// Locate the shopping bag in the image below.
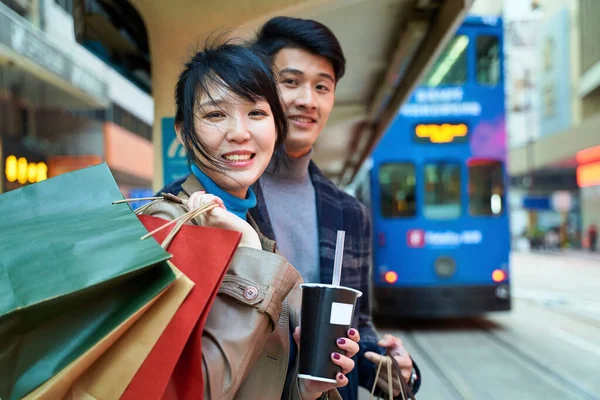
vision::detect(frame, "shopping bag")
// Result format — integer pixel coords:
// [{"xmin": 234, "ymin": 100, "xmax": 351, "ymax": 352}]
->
[
  {"xmin": 0, "ymin": 163, "xmax": 174, "ymax": 400},
  {"xmin": 121, "ymin": 214, "xmax": 241, "ymax": 400},
  {"xmin": 21, "ymin": 264, "xmax": 184, "ymax": 400},
  {"xmin": 3, "ymin": 262, "xmax": 174, "ymax": 400},
  {"xmin": 22, "ymin": 262, "xmax": 194, "ymax": 400}
]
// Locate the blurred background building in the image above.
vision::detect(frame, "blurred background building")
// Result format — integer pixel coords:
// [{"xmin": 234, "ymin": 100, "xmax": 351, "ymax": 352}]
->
[
  {"xmin": 3, "ymin": 0, "xmax": 600, "ymax": 249},
  {"xmin": 502, "ymin": 0, "xmax": 600, "ymax": 250},
  {"xmin": 0, "ymin": 0, "xmax": 154, "ymax": 200}
]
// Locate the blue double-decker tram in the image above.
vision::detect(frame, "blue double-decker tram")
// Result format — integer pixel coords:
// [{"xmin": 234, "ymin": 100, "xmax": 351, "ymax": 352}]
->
[{"xmin": 353, "ymin": 16, "xmax": 511, "ymax": 318}]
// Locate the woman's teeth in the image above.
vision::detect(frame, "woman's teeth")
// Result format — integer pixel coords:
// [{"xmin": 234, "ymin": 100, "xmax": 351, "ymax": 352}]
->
[{"xmin": 223, "ymin": 154, "xmax": 252, "ymax": 161}]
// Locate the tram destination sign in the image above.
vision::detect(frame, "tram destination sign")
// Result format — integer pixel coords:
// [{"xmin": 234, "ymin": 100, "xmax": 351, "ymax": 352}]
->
[{"xmin": 413, "ymin": 122, "xmax": 470, "ymax": 144}]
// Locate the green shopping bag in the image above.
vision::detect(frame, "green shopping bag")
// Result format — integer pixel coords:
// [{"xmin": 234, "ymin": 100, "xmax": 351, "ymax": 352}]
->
[{"xmin": 0, "ymin": 163, "xmax": 175, "ymax": 400}]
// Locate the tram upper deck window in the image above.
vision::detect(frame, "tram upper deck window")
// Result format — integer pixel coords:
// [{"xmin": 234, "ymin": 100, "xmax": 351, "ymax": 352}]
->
[
  {"xmin": 476, "ymin": 36, "xmax": 500, "ymax": 86},
  {"xmin": 424, "ymin": 163, "xmax": 461, "ymax": 220},
  {"xmin": 469, "ymin": 160, "xmax": 504, "ymax": 216},
  {"xmin": 379, "ymin": 163, "xmax": 416, "ymax": 218},
  {"xmin": 422, "ymin": 35, "xmax": 469, "ymax": 87}
]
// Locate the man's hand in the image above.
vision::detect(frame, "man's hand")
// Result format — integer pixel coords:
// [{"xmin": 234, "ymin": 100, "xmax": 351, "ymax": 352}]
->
[{"xmin": 364, "ymin": 334, "xmax": 414, "ymax": 397}]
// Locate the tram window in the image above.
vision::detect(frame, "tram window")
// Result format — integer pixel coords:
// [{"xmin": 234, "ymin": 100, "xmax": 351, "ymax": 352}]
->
[
  {"xmin": 423, "ymin": 163, "xmax": 461, "ymax": 220},
  {"xmin": 469, "ymin": 161, "xmax": 504, "ymax": 216},
  {"xmin": 422, "ymin": 35, "xmax": 469, "ymax": 87},
  {"xmin": 379, "ymin": 163, "xmax": 416, "ymax": 218},
  {"xmin": 476, "ymin": 36, "xmax": 500, "ymax": 86}
]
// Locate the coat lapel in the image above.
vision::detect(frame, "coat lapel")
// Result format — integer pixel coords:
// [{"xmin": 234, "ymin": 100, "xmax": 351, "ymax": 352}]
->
[
  {"xmin": 248, "ymin": 181, "xmax": 276, "ymax": 240},
  {"xmin": 309, "ymin": 162, "xmax": 344, "ymax": 286}
]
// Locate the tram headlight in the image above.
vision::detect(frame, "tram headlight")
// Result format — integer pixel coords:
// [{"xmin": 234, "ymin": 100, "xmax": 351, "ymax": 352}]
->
[{"xmin": 384, "ymin": 271, "xmax": 398, "ymax": 284}]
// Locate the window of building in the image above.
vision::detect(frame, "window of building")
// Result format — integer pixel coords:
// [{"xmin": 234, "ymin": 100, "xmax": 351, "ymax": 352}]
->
[
  {"xmin": 379, "ymin": 163, "xmax": 416, "ymax": 218},
  {"xmin": 55, "ymin": 0, "xmax": 74, "ymax": 15},
  {"xmin": 422, "ymin": 35, "xmax": 469, "ymax": 87},
  {"xmin": 111, "ymin": 104, "xmax": 152, "ymax": 141},
  {"xmin": 469, "ymin": 160, "xmax": 505, "ymax": 216},
  {"xmin": 423, "ymin": 162, "xmax": 461, "ymax": 219},
  {"xmin": 476, "ymin": 35, "xmax": 500, "ymax": 86}
]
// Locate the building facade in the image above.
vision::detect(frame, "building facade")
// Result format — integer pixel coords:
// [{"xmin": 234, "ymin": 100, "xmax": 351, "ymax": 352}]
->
[{"xmin": 0, "ymin": 0, "xmax": 153, "ymax": 199}]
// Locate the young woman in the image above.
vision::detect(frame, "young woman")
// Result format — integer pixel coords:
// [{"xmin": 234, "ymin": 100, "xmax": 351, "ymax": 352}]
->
[{"xmin": 142, "ymin": 42, "xmax": 359, "ymax": 400}]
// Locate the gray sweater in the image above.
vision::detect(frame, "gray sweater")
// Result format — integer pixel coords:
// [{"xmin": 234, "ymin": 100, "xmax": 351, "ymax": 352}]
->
[{"xmin": 259, "ymin": 151, "xmax": 320, "ymax": 283}]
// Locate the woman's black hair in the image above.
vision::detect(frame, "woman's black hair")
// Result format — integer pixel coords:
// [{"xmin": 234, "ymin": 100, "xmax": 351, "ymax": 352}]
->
[
  {"xmin": 174, "ymin": 38, "xmax": 288, "ymax": 174},
  {"xmin": 254, "ymin": 16, "xmax": 346, "ymax": 82}
]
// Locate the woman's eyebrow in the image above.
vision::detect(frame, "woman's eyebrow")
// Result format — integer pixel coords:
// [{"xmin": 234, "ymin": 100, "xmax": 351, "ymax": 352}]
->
[{"xmin": 199, "ymin": 99, "xmax": 226, "ymax": 108}]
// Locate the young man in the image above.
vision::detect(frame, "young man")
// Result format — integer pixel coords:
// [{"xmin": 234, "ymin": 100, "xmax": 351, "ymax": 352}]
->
[{"xmin": 160, "ymin": 17, "xmax": 421, "ymax": 399}]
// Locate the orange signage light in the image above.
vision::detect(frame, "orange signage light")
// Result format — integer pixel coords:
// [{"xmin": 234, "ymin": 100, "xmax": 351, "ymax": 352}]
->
[
  {"xmin": 577, "ymin": 161, "xmax": 600, "ymax": 188},
  {"xmin": 415, "ymin": 123, "xmax": 468, "ymax": 143},
  {"xmin": 576, "ymin": 145, "xmax": 600, "ymax": 164}
]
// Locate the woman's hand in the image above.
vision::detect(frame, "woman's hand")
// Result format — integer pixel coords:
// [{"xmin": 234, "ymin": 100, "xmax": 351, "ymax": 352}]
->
[
  {"xmin": 293, "ymin": 327, "xmax": 361, "ymax": 400},
  {"xmin": 187, "ymin": 191, "xmax": 261, "ymax": 249}
]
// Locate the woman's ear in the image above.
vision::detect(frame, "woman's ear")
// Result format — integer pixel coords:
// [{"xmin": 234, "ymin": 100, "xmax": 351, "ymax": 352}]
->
[{"xmin": 174, "ymin": 123, "xmax": 184, "ymax": 145}]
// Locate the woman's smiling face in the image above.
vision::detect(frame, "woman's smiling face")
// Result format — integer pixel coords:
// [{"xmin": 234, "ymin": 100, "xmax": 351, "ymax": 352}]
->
[{"xmin": 180, "ymin": 84, "xmax": 277, "ymax": 198}]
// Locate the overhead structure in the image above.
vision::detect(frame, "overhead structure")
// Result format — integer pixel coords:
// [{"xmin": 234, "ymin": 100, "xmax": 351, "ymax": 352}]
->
[{"xmin": 73, "ymin": 0, "xmax": 473, "ymax": 189}]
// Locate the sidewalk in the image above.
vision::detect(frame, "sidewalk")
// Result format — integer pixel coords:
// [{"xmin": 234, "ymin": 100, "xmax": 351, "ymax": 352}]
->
[{"xmin": 528, "ymin": 249, "xmax": 600, "ymax": 261}]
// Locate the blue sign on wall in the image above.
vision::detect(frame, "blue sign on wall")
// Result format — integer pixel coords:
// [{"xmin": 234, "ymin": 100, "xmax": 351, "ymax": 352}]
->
[
  {"xmin": 161, "ymin": 117, "xmax": 189, "ymax": 186},
  {"xmin": 538, "ymin": 8, "xmax": 572, "ymax": 137}
]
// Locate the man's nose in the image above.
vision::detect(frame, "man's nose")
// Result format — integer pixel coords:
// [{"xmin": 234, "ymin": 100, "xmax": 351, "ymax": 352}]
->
[{"xmin": 295, "ymin": 86, "xmax": 317, "ymax": 110}]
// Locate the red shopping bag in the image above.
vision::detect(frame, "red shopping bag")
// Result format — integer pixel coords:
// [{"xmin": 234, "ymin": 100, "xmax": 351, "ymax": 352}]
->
[{"xmin": 121, "ymin": 214, "xmax": 241, "ymax": 400}]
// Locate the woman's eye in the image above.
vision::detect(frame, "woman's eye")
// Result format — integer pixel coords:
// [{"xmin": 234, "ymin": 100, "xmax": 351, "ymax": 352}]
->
[
  {"xmin": 249, "ymin": 109, "xmax": 269, "ymax": 117},
  {"xmin": 282, "ymin": 78, "xmax": 298, "ymax": 85},
  {"xmin": 205, "ymin": 111, "xmax": 225, "ymax": 119}
]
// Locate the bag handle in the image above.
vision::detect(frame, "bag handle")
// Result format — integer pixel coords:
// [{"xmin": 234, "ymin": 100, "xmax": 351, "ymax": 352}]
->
[
  {"xmin": 140, "ymin": 201, "xmax": 218, "ymax": 249},
  {"xmin": 113, "ymin": 194, "xmax": 217, "ymax": 249},
  {"xmin": 369, "ymin": 350, "xmax": 416, "ymax": 400}
]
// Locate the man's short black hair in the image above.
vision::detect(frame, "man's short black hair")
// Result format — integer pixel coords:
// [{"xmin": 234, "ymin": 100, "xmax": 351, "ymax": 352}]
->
[{"xmin": 254, "ymin": 16, "xmax": 346, "ymax": 82}]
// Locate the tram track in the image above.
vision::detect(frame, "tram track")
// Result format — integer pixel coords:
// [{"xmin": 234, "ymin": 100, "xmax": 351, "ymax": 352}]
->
[
  {"xmin": 472, "ymin": 319, "xmax": 600, "ymax": 400},
  {"xmin": 387, "ymin": 317, "xmax": 599, "ymax": 400}
]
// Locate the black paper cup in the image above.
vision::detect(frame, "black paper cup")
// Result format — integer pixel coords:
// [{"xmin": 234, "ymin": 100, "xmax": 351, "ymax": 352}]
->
[{"xmin": 298, "ymin": 283, "xmax": 362, "ymax": 383}]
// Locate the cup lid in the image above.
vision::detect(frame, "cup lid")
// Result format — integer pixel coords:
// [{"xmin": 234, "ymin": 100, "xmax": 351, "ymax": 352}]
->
[{"xmin": 299, "ymin": 283, "xmax": 362, "ymax": 297}]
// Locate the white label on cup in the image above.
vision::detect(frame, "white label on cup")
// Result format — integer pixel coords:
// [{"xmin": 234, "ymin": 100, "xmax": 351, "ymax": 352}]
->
[{"xmin": 330, "ymin": 302, "xmax": 353, "ymax": 325}]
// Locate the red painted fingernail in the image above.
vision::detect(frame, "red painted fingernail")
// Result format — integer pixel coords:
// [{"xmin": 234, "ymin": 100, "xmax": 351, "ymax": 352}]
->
[
  {"xmin": 337, "ymin": 338, "xmax": 346, "ymax": 345},
  {"xmin": 349, "ymin": 329, "xmax": 357, "ymax": 336},
  {"xmin": 332, "ymin": 352, "xmax": 341, "ymax": 360},
  {"xmin": 338, "ymin": 373, "xmax": 345, "ymax": 380}
]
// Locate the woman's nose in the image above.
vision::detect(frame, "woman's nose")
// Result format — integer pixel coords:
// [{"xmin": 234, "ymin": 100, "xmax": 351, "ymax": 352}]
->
[{"xmin": 226, "ymin": 117, "xmax": 251, "ymax": 142}]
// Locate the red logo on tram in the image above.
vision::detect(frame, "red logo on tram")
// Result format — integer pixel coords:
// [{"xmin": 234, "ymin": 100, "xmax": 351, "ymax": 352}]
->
[{"xmin": 407, "ymin": 229, "xmax": 425, "ymax": 248}]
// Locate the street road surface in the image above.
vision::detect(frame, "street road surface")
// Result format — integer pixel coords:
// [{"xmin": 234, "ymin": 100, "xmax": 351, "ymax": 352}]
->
[{"xmin": 359, "ymin": 251, "xmax": 600, "ymax": 400}]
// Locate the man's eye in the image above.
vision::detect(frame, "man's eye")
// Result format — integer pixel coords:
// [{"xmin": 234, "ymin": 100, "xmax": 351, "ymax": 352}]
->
[{"xmin": 317, "ymin": 85, "xmax": 331, "ymax": 92}]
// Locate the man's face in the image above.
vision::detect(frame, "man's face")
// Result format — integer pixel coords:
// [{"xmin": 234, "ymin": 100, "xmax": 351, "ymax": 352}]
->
[{"xmin": 273, "ymin": 48, "xmax": 336, "ymax": 157}]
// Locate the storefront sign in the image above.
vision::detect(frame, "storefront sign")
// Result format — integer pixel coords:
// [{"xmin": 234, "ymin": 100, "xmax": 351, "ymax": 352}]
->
[
  {"xmin": 2, "ymin": 137, "xmax": 47, "ymax": 192},
  {"xmin": 5, "ymin": 155, "xmax": 47, "ymax": 184}
]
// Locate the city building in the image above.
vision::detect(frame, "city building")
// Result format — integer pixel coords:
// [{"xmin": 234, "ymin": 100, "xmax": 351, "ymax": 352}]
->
[{"xmin": 0, "ymin": 0, "xmax": 154, "ymax": 200}]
